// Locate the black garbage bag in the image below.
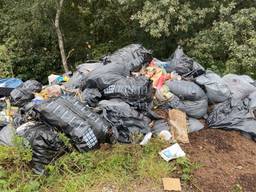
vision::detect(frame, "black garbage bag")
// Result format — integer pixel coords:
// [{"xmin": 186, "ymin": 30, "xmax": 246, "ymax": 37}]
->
[
  {"xmin": 207, "ymin": 97, "xmax": 256, "ymax": 140},
  {"xmin": 34, "ymin": 96, "xmax": 114, "ymax": 152},
  {"xmin": 10, "ymin": 80, "xmax": 42, "ymax": 107},
  {"xmin": 16, "ymin": 122, "xmax": 66, "ymax": 174},
  {"xmin": 166, "ymin": 46, "xmax": 205, "ymax": 78},
  {"xmin": 80, "ymin": 63, "xmax": 130, "ymax": 90},
  {"xmin": 166, "ymin": 80, "xmax": 206, "ymax": 101},
  {"xmin": 161, "ymin": 95, "xmax": 208, "ymax": 118},
  {"xmin": 22, "ymin": 80, "xmax": 42, "ymax": 92},
  {"xmin": 64, "ymin": 63, "xmax": 103, "ymax": 90},
  {"xmin": 81, "ymin": 88, "xmax": 102, "ymax": 107},
  {"xmin": 98, "ymin": 99, "xmax": 151, "ymax": 143},
  {"xmin": 103, "ymin": 76, "xmax": 153, "ymax": 110},
  {"xmin": 102, "ymin": 44, "xmax": 152, "ymax": 71}
]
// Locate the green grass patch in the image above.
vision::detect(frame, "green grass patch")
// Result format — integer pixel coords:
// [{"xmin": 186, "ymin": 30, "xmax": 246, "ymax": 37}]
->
[{"xmin": 0, "ymin": 139, "xmax": 199, "ymax": 192}]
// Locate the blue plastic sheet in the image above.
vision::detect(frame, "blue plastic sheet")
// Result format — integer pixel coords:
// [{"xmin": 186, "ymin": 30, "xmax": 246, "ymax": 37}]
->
[{"xmin": 0, "ymin": 78, "xmax": 23, "ymax": 88}]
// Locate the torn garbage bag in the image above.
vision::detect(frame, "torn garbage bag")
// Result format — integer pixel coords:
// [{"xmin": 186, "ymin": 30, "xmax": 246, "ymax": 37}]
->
[
  {"xmin": 102, "ymin": 44, "xmax": 152, "ymax": 71},
  {"xmin": 166, "ymin": 46, "xmax": 204, "ymax": 78},
  {"xmin": 10, "ymin": 80, "xmax": 42, "ymax": 107},
  {"xmin": 35, "ymin": 96, "xmax": 114, "ymax": 152},
  {"xmin": 16, "ymin": 122, "xmax": 66, "ymax": 175},
  {"xmin": 98, "ymin": 99, "xmax": 151, "ymax": 143},
  {"xmin": 103, "ymin": 76, "xmax": 153, "ymax": 110},
  {"xmin": 207, "ymin": 98, "xmax": 256, "ymax": 139},
  {"xmin": 196, "ymin": 70, "xmax": 231, "ymax": 103}
]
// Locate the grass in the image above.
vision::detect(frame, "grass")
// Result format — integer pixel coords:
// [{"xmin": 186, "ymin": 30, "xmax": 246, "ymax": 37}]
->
[{"xmin": 0, "ymin": 139, "xmax": 199, "ymax": 192}]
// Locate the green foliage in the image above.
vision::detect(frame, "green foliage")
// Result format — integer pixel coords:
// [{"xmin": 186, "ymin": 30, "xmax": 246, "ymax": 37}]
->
[
  {"xmin": 232, "ymin": 184, "xmax": 243, "ymax": 192},
  {"xmin": 0, "ymin": 45, "xmax": 13, "ymax": 77},
  {"xmin": 188, "ymin": 5, "xmax": 256, "ymax": 77},
  {"xmin": 0, "ymin": 0, "xmax": 255, "ymax": 80},
  {"xmin": 133, "ymin": 0, "xmax": 256, "ymax": 78},
  {"xmin": 176, "ymin": 157, "xmax": 201, "ymax": 182}
]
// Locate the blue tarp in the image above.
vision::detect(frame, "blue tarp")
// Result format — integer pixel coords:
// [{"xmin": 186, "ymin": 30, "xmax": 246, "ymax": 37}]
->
[{"xmin": 0, "ymin": 78, "xmax": 23, "ymax": 89}]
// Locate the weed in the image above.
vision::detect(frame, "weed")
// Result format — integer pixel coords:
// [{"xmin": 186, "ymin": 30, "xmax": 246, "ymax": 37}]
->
[
  {"xmin": 176, "ymin": 157, "xmax": 201, "ymax": 182},
  {"xmin": 232, "ymin": 184, "xmax": 243, "ymax": 192},
  {"xmin": 0, "ymin": 139, "xmax": 198, "ymax": 191}
]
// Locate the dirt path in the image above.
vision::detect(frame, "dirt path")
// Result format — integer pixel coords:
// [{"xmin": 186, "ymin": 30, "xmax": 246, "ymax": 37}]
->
[{"xmin": 183, "ymin": 129, "xmax": 256, "ymax": 192}]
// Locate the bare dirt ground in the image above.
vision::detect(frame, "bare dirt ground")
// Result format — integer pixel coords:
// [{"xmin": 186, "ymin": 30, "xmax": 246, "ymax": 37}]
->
[{"xmin": 183, "ymin": 128, "xmax": 256, "ymax": 192}]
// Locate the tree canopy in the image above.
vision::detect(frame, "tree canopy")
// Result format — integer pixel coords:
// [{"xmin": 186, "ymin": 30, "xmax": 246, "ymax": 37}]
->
[{"xmin": 0, "ymin": 0, "xmax": 255, "ymax": 83}]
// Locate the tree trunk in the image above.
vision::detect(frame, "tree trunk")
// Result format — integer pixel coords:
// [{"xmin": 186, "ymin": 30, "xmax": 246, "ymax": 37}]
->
[{"xmin": 55, "ymin": 0, "xmax": 69, "ymax": 73}]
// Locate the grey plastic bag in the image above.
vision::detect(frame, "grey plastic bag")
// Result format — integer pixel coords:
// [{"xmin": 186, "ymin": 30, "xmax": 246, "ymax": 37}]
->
[
  {"xmin": 207, "ymin": 98, "xmax": 256, "ymax": 139},
  {"xmin": 196, "ymin": 70, "xmax": 231, "ymax": 103},
  {"xmin": 161, "ymin": 95, "xmax": 208, "ymax": 118},
  {"xmin": 0, "ymin": 125, "xmax": 15, "ymax": 146},
  {"xmin": 222, "ymin": 74, "xmax": 256, "ymax": 101},
  {"xmin": 166, "ymin": 80, "xmax": 206, "ymax": 101},
  {"xmin": 188, "ymin": 118, "xmax": 204, "ymax": 133}
]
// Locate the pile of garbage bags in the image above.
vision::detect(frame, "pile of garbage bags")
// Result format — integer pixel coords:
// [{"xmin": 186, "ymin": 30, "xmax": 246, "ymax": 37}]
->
[{"xmin": 0, "ymin": 43, "xmax": 256, "ymax": 174}]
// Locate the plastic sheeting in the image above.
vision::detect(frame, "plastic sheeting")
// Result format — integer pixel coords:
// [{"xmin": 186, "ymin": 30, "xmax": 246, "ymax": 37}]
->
[
  {"xmin": 196, "ymin": 70, "xmax": 231, "ymax": 103},
  {"xmin": 64, "ymin": 71, "xmax": 86, "ymax": 90},
  {"xmin": 207, "ymin": 97, "xmax": 256, "ymax": 139},
  {"xmin": 0, "ymin": 78, "xmax": 23, "ymax": 88}
]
